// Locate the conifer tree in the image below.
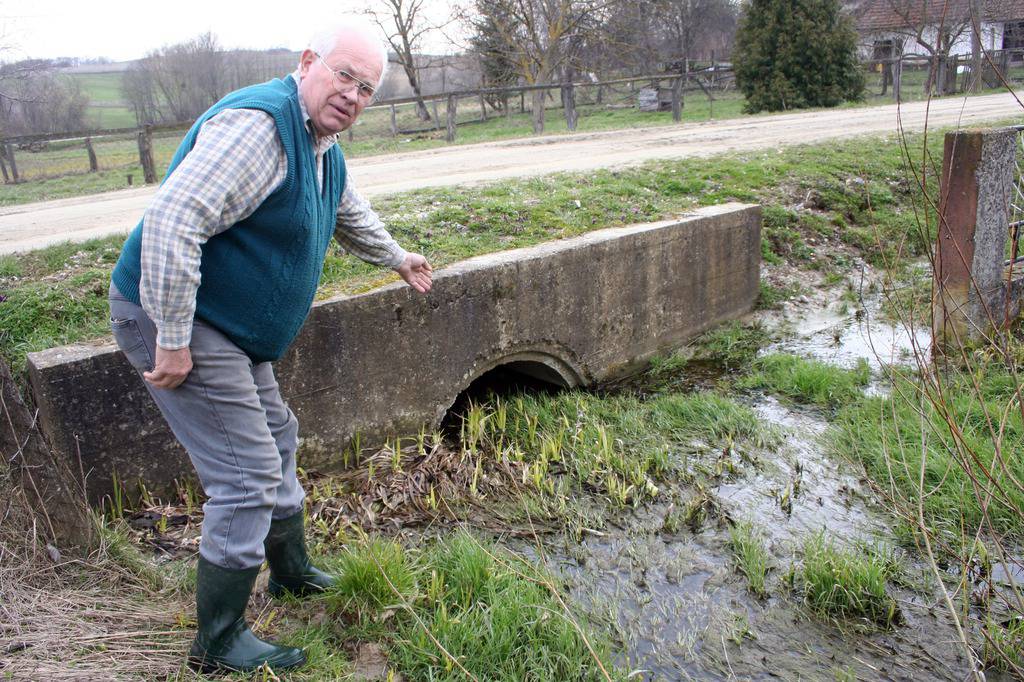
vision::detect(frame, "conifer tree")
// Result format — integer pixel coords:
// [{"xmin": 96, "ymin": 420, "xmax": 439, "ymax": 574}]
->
[{"xmin": 732, "ymin": 0, "xmax": 864, "ymax": 112}]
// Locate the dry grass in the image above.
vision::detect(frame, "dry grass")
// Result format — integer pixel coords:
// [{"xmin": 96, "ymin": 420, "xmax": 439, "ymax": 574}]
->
[{"xmin": 0, "ymin": 490, "xmax": 193, "ymax": 680}]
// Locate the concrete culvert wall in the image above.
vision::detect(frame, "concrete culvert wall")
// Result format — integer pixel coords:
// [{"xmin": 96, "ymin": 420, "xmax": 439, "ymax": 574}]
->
[
  {"xmin": 440, "ymin": 355, "xmax": 578, "ymax": 434},
  {"xmin": 26, "ymin": 203, "xmax": 761, "ymax": 504}
]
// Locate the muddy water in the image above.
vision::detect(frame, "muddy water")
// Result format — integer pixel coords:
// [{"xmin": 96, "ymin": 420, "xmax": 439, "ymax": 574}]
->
[{"xmin": 523, "ymin": 283, "xmax": 1003, "ymax": 681}]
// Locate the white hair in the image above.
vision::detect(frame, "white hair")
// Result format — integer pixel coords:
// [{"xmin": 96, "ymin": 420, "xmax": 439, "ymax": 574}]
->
[{"xmin": 307, "ymin": 16, "xmax": 389, "ymax": 87}]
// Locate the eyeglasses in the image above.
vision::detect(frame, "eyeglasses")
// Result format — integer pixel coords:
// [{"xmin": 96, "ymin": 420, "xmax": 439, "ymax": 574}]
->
[{"xmin": 316, "ymin": 54, "xmax": 376, "ymax": 99}]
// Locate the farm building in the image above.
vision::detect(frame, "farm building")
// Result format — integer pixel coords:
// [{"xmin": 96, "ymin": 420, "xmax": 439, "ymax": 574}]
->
[{"xmin": 851, "ymin": 0, "xmax": 1024, "ymax": 59}]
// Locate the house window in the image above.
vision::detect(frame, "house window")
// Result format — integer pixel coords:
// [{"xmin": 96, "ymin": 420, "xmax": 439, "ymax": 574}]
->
[
  {"xmin": 872, "ymin": 39, "xmax": 901, "ymax": 61},
  {"xmin": 1002, "ymin": 20, "xmax": 1024, "ymax": 53}
]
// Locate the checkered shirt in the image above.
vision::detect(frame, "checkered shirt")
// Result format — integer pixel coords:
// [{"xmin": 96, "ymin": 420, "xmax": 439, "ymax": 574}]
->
[{"xmin": 139, "ymin": 76, "xmax": 407, "ymax": 350}]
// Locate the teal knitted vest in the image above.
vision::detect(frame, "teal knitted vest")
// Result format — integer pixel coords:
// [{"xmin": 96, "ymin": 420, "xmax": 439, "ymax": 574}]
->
[{"xmin": 111, "ymin": 76, "xmax": 345, "ymax": 363}]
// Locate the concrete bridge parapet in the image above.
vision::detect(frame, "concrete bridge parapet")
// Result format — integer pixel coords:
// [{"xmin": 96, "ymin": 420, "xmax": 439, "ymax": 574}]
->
[{"xmin": 27, "ymin": 202, "xmax": 761, "ymax": 503}]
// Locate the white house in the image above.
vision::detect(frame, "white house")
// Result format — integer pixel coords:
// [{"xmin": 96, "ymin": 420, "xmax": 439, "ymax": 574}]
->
[{"xmin": 852, "ymin": 0, "xmax": 1024, "ymax": 59}]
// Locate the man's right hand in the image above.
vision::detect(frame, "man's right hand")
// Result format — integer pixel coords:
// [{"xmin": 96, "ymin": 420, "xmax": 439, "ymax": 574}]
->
[{"xmin": 144, "ymin": 346, "xmax": 193, "ymax": 389}]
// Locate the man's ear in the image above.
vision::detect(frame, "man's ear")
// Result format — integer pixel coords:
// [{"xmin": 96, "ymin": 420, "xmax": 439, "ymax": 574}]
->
[{"xmin": 298, "ymin": 49, "xmax": 316, "ymax": 80}]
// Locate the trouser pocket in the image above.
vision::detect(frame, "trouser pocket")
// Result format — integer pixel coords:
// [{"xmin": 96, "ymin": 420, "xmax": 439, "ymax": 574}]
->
[{"xmin": 110, "ymin": 315, "xmax": 153, "ymax": 372}]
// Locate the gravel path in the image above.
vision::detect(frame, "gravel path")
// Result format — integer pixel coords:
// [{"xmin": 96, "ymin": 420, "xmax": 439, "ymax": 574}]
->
[{"xmin": 1, "ymin": 92, "xmax": 1020, "ymax": 254}]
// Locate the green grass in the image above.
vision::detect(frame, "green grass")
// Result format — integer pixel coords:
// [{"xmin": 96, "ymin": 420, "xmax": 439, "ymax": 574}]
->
[
  {"xmin": 329, "ymin": 537, "xmax": 418, "ymax": 623},
  {"xmin": 67, "ymin": 72, "xmax": 127, "ymax": 104},
  {"xmin": 324, "ymin": 530, "xmax": 619, "ymax": 681},
  {"xmin": 984, "ymin": 616, "xmax": 1024, "ymax": 673},
  {"xmin": 740, "ymin": 354, "xmax": 871, "ymax": 409},
  {"xmin": 689, "ymin": 321, "xmax": 774, "ymax": 370},
  {"xmin": 757, "ymin": 281, "xmax": 801, "ymax": 309},
  {"xmin": 728, "ymin": 520, "xmax": 771, "ymax": 597},
  {"xmin": 0, "ymin": 131, "xmax": 945, "ymax": 374},
  {"xmin": 64, "ymin": 72, "xmax": 137, "ymax": 129},
  {"xmin": 798, "ymin": 531, "xmax": 900, "ymax": 627},
  {"xmin": 3, "ymin": 69, "xmax": 1012, "ymax": 207},
  {"xmin": 457, "ymin": 389, "xmax": 777, "ymax": 513},
  {"xmin": 635, "ymin": 322, "xmax": 775, "ymax": 395},
  {"xmin": 832, "ymin": 365, "xmax": 1024, "ymax": 539},
  {"xmin": 0, "ymin": 270, "xmax": 113, "ymax": 372}
]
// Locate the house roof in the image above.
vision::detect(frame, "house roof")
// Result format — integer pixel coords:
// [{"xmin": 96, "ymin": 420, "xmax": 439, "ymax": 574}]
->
[{"xmin": 853, "ymin": 0, "xmax": 1024, "ymax": 31}]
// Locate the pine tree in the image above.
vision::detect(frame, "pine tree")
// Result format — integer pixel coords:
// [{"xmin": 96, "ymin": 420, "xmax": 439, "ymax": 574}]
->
[
  {"xmin": 732, "ymin": 0, "xmax": 864, "ymax": 113},
  {"xmin": 470, "ymin": 0, "xmax": 519, "ymax": 91}
]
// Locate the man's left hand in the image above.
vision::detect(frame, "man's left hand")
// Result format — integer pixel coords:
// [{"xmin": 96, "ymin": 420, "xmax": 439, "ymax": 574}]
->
[{"xmin": 396, "ymin": 253, "xmax": 433, "ymax": 293}]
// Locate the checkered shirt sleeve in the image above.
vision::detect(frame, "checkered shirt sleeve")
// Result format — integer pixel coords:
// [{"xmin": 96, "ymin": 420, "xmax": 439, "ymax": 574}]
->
[
  {"xmin": 334, "ymin": 177, "xmax": 407, "ymax": 269},
  {"xmin": 139, "ymin": 108, "xmax": 285, "ymax": 349}
]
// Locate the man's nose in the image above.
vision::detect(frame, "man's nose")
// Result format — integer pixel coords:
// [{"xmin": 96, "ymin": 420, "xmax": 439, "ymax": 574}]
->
[{"xmin": 340, "ymin": 85, "xmax": 359, "ymax": 106}]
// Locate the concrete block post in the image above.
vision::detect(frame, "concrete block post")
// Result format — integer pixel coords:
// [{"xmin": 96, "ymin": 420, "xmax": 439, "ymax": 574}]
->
[
  {"xmin": 934, "ymin": 128, "xmax": 1018, "ymax": 344},
  {"xmin": 445, "ymin": 94, "xmax": 457, "ymax": 142}
]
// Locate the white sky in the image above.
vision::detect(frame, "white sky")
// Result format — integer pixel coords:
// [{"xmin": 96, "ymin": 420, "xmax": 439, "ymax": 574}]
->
[{"xmin": 3, "ymin": 0, "xmax": 460, "ymax": 62}]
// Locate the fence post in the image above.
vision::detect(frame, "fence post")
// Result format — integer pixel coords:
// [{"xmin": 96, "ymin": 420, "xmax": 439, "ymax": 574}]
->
[
  {"xmin": 389, "ymin": 104, "xmax": 398, "ymax": 136},
  {"xmin": 5, "ymin": 143, "xmax": 19, "ymax": 184},
  {"xmin": 0, "ymin": 146, "xmax": 7, "ymax": 184},
  {"xmin": 85, "ymin": 137, "xmax": 98, "ymax": 173},
  {"xmin": 137, "ymin": 125, "xmax": 156, "ymax": 184},
  {"xmin": 519, "ymin": 91, "xmax": 525, "ymax": 113},
  {"xmin": 893, "ymin": 58, "xmax": 902, "ymax": 101},
  {"xmin": 671, "ymin": 75, "xmax": 683, "ymax": 123},
  {"xmin": 479, "ymin": 93, "xmax": 488, "ymax": 121},
  {"xmin": 446, "ymin": 94, "xmax": 457, "ymax": 142},
  {"xmin": 431, "ymin": 100, "xmax": 441, "ymax": 130},
  {"xmin": 562, "ymin": 83, "xmax": 578, "ymax": 132},
  {"xmin": 934, "ymin": 128, "xmax": 1019, "ymax": 345},
  {"xmin": 503, "ymin": 94, "xmax": 512, "ymax": 120}
]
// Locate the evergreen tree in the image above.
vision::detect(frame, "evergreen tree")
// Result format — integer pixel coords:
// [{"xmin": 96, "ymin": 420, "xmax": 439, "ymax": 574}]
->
[
  {"xmin": 469, "ymin": 0, "xmax": 519, "ymax": 91},
  {"xmin": 732, "ymin": 0, "xmax": 864, "ymax": 113}
]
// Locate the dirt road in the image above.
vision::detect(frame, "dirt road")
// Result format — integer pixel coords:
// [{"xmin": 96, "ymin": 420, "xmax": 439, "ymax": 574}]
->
[{"xmin": 2, "ymin": 92, "xmax": 1021, "ymax": 254}]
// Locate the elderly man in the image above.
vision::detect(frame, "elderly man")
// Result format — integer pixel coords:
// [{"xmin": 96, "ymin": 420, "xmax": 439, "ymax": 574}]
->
[{"xmin": 108, "ymin": 20, "xmax": 430, "ymax": 673}]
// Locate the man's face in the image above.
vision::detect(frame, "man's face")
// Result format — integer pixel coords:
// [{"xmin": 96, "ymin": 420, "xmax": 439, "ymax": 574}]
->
[{"xmin": 298, "ymin": 30, "xmax": 382, "ymax": 137}]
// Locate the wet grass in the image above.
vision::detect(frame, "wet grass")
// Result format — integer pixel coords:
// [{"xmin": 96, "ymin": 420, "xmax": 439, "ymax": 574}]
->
[
  {"xmin": 728, "ymin": 520, "xmax": 771, "ymax": 597},
  {"xmin": 797, "ymin": 531, "xmax": 900, "ymax": 627},
  {"xmin": 688, "ymin": 321, "xmax": 774, "ymax": 371},
  {"xmin": 0, "ymin": 130, "xmax": 949, "ymax": 374},
  {"xmin": 323, "ymin": 530, "xmax": 619, "ymax": 681},
  {"xmin": 832, "ymin": 365, "xmax": 1024, "ymax": 539},
  {"xmin": 740, "ymin": 353, "xmax": 871, "ymax": 409},
  {"xmin": 458, "ymin": 389, "xmax": 778, "ymax": 517},
  {"xmin": 984, "ymin": 616, "xmax": 1024, "ymax": 674}
]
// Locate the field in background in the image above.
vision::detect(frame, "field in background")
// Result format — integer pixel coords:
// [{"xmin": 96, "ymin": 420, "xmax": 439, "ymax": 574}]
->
[
  {"xmin": 1, "ymin": 62, "xmax": 1019, "ymax": 209},
  {"xmin": 66, "ymin": 72, "xmax": 137, "ymax": 129}
]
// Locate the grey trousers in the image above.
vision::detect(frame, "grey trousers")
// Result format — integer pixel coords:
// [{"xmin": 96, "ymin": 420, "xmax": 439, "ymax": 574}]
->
[{"xmin": 108, "ymin": 284, "xmax": 305, "ymax": 570}]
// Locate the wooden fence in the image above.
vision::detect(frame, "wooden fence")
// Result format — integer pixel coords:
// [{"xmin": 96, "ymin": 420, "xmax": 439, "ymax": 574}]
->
[
  {"xmin": 0, "ymin": 122, "xmax": 180, "ymax": 186},
  {"xmin": 864, "ymin": 48, "xmax": 1024, "ymax": 101},
  {"xmin": 0, "ymin": 66, "xmax": 734, "ymax": 187}
]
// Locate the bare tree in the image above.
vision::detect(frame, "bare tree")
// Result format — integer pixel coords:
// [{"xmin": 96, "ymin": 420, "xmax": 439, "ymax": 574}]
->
[
  {"xmin": 661, "ymin": 0, "xmax": 738, "ymax": 63},
  {"xmin": 128, "ymin": 32, "xmax": 227, "ymax": 124},
  {"xmin": 469, "ymin": 0, "xmax": 615, "ymax": 133},
  {"xmin": 121, "ymin": 33, "xmax": 288, "ymax": 126},
  {"xmin": 0, "ymin": 60, "xmax": 90, "ymax": 136},
  {"xmin": 588, "ymin": 1, "xmax": 664, "ymax": 74},
  {"xmin": 122, "ymin": 60, "xmax": 162, "ymax": 125},
  {"xmin": 365, "ymin": 0, "xmax": 455, "ymax": 121},
  {"xmin": 882, "ymin": 0, "xmax": 972, "ymax": 95}
]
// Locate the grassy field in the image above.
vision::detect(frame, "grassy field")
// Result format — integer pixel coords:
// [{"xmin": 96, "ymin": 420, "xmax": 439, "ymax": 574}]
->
[
  {"xmin": 3, "ymin": 63, "xmax": 1020, "ymax": 207},
  {"xmin": 65, "ymin": 72, "xmax": 137, "ymax": 129},
  {"xmin": 4, "ymin": 111, "xmax": 1024, "ymax": 677},
  {"xmin": 0, "ymin": 129, "xmax": 946, "ymax": 374}
]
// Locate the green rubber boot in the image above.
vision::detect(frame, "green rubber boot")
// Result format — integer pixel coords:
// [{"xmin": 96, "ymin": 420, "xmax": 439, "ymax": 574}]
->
[
  {"xmin": 187, "ymin": 556, "xmax": 306, "ymax": 674},
  {"xmin": 264, "ymin": 510, "xmax": 335, "ymax": 598}
]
